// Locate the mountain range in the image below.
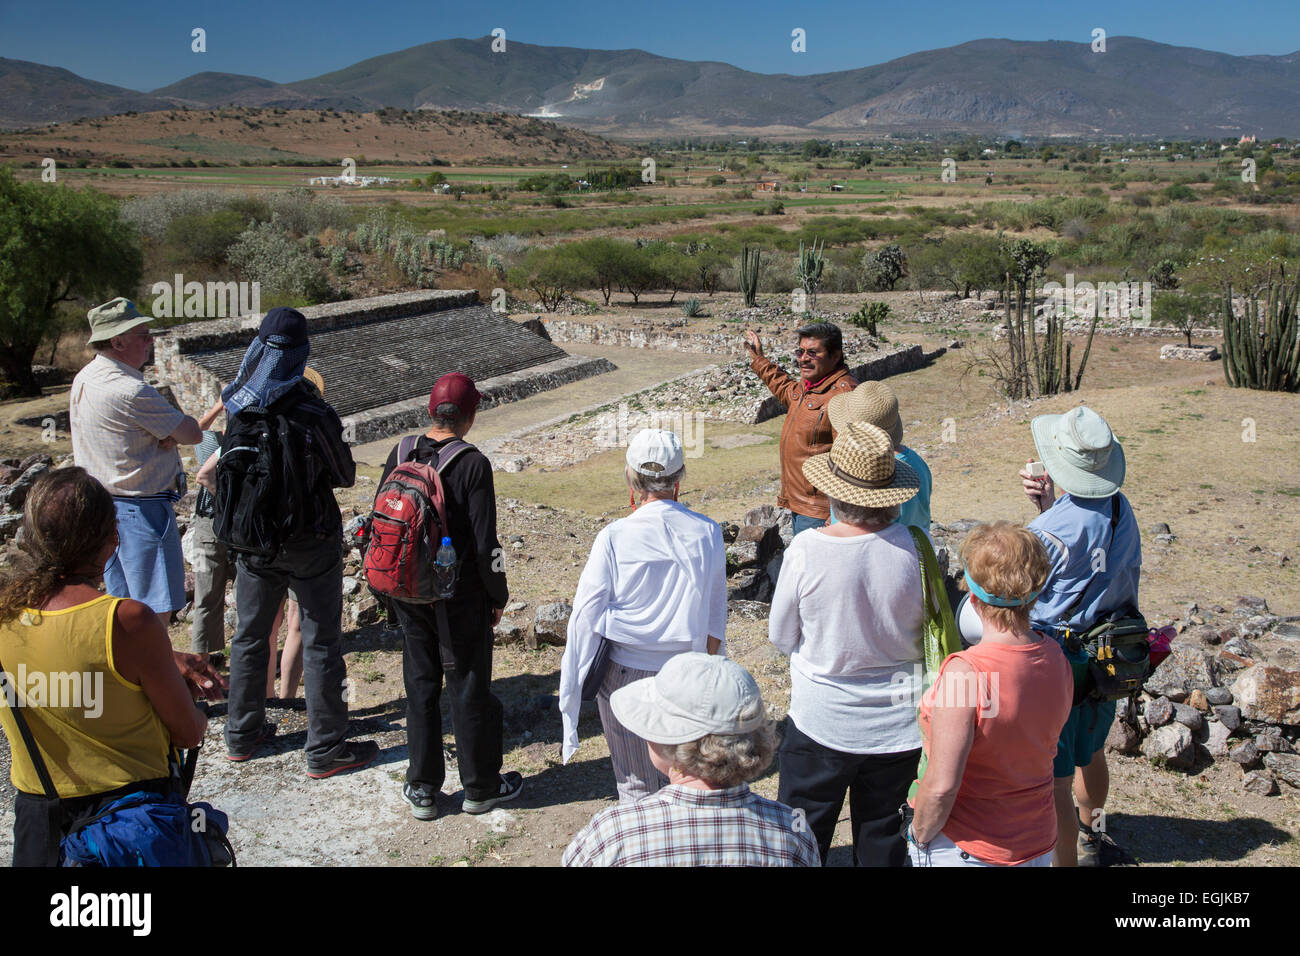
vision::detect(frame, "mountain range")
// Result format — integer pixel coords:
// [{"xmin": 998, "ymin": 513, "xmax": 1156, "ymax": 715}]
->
[{"xmin": 3, "ymin": 36, "xmax": 1298, "ymax": 137}]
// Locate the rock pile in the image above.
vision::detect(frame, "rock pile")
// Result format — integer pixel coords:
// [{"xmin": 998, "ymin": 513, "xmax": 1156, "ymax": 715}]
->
[
  {"xmin": 0, "ymin": 453, "xmax": 57, "ymax": 543},
  {"xmin": 1103, "ymin": 597, "xmax": 1300, "ymax": 795}
]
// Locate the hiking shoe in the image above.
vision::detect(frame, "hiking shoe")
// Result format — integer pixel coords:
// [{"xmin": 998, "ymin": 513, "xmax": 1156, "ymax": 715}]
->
[
  {"xmin": 403, "ymin": 782, "xmax": 440, "ymax": 821},
  {"xmin": 306, "ymin": 739, "xmax": 380, "ymax": 779},
  {"xmin": 226, "ymin": 721, "xmax": 277, "ymax": 762},
  {"xmin": 1078, "ymin": 830, "xmax": 1138, "ymax": 867},
  {"xmin": 462, "ymin": 772, "xmax": 524, "ymax": 815}
]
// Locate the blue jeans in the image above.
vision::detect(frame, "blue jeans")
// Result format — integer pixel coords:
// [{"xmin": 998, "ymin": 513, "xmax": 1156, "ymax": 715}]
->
[{"xmin": 791, "ymin": 513, "xmax": 826, "ymax": 537}]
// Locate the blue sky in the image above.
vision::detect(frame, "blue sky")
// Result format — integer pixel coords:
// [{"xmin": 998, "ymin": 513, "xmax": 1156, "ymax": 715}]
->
[{"xmin": 1, "ymin": 0, "xmax": 1296, "ymax": 91}]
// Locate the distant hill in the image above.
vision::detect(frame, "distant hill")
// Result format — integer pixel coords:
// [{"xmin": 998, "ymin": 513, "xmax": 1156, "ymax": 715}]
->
[
  {"xmin": 0, "ymin": 58, "xmax": 173, "ymax": 128},
  {"xmin": 4, "ymin": 36, "xmax": 1299, "ymax": 136},
  {"xmin": 0, "ymin": 106, "xmax": 636, "ymax": 166}
]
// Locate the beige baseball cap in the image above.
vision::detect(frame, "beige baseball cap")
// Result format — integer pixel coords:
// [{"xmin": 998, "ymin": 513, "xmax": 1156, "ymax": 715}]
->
[{"xmin": 87, "ymin": 297, "xmax": 152, "ymax": 344}]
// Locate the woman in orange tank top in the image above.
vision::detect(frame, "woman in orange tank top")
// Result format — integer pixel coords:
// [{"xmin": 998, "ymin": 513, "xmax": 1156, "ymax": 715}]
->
[
  {"xmin": 0, "ymin": 467, "xmax": 223, "ymax": 866},
  {"xmin": 906, "ymin": 521, "xmax": 1074, "ymax": 867}
]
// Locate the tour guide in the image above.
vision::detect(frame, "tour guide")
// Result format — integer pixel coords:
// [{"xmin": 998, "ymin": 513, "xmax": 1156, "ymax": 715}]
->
[{"xmin": 744, "ymin": 323, "xmax": 856, "ymax": 534}]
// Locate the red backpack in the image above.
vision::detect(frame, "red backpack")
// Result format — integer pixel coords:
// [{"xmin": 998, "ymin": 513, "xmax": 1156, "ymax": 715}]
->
[{"xmin": 362, "ymin": 435, "xmax": 471, "ymax": 603}]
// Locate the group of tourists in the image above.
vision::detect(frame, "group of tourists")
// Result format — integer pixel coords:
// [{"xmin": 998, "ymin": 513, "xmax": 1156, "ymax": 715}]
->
[{"xmin": 0, "ymin": 304, "xmax": 1142, "ymax": 868}]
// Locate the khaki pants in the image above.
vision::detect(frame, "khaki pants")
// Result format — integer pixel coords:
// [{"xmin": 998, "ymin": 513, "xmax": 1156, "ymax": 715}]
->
[{"xmin": 189, "ymin": 515, "xmax": 235, "ymax": 655}]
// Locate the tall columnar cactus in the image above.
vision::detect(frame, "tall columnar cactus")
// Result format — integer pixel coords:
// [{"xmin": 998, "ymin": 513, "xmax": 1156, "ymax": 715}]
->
[
  {"xmin": 797, "ymin": 238, "xmax": 825, "ymax": 312},
  {"xmin": 1000, "ymin": 272, "xmax": 1097, "ymax": 398},
  {"xmin": 740, "ymin": 244, "xmax": 762, "ymax": 308},
  {"xmin": 1221, "ymin": 278, "xmax": 1300, "ymax": 391}
]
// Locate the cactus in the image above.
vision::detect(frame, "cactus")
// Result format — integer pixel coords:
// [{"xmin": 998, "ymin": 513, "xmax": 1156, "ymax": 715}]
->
[
  {"xmin": 740, "ymin": 244, "xmax": 762, "ymax": 308},
  {"xmin": 1222, "ymin": 274, "xmax": 1300, "ymax": 391},
  {"xmin": 681, "ymin": 297, "xmax": 705, "ymax": 318},
  {"xmin": 999, "ymin": 272, "xmax": 1097, "ymax": 398},
  {"xmin": 797, "ymin": 239, "xmax": 825, "ymax": 312}
]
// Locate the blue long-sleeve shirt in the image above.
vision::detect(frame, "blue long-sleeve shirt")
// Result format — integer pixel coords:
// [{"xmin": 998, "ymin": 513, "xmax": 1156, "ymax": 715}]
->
[{"xmin": 1028, "ymin": 492, "xmax": 1142, "ymax": 639}]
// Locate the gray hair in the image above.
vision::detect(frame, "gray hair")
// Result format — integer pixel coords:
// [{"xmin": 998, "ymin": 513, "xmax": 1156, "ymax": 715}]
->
[
  {"xmin": 827, "ymin": 496, "xmax": 900, "ymax": 527},
  {"xmin": 651, "ymin": 719, "xmax": 777, "ymax": 789},
  {"xmin": 625, "ymin": 464, "xmax": 685, "ymax": 497}
]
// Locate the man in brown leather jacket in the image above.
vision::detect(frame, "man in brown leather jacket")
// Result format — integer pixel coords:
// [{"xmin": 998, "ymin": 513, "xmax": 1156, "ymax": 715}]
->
[{"xmin": 744, "ymin": 323, "xmax": 857, "ymax": 535}]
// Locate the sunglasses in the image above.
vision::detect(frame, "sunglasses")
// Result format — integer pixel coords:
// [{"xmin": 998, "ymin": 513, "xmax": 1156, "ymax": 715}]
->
[{"xmin": 793, "ymin": 348, "xmax": 825, "ymax": 358}]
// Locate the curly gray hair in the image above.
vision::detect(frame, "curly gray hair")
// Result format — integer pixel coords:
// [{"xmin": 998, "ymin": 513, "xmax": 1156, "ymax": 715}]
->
[{"xmin": 651, "ymin": 719, "xmax": 777, "ymax": 788}]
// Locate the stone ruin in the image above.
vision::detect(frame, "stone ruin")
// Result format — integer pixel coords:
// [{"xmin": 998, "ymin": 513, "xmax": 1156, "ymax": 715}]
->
[{"xmin": 154, "ymin": 290, "xmax": 614, "ymax": 445}]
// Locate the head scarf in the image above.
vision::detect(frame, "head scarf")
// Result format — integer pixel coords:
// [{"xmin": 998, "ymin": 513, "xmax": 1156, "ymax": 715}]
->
[{"xmin": 221, "ymin": 308, "xmax": 310, "ymax": 416}]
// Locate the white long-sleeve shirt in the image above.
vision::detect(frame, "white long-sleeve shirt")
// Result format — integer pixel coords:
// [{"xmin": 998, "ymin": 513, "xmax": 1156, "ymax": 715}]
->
[
  {"xmin": 559, "ymin": 499, "xmax": 727, "ymax": 763},
  {"xmin": 769, "ymin": 523, "xmax": 924, "ymax": 754}
]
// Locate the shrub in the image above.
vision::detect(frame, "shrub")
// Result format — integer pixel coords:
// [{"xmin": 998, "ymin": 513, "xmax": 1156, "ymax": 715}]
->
[
  {"xmin": 847, "ymin": 301, "xmax": 890, "ymax": 336},
  {"xmin": 681, "ymin": 297, "xmax": 706, "ymax": 317},
  {"xmin": 227, "ymin": 221, "xmax": 334, "ymax": 304}
]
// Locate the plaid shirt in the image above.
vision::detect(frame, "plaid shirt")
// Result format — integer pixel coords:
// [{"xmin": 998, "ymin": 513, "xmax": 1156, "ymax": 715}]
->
[
  {"xmin": 563, "ymin": 784, "xmax": 820, "ymax": 867},
  {"xmin": 70, "ymin": 354, "xmax": 185, "ymax": 496}
]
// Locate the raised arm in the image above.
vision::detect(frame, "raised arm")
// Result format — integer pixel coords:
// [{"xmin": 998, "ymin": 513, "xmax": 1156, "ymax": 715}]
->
[{"xmin": 744, "ymin": 330, "xmax": 801, "ymax": 409}]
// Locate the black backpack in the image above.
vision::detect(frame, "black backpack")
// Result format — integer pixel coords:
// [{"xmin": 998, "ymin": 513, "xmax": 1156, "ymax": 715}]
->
[{"xmin": 213, "ymin": 396, "xmax": 326, "ymax": 560}]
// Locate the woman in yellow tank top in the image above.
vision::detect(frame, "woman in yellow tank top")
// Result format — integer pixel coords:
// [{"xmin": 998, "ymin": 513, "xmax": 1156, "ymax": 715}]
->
[{"xmin": 0, "ymin": 467, "xmax": 216, "ymax": 866}]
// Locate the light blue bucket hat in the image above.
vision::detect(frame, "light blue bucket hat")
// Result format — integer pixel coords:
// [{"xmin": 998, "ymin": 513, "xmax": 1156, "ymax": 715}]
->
[{"xmin": 1030, "ymin": 405, "xmax": 1125, "ymax": 499}]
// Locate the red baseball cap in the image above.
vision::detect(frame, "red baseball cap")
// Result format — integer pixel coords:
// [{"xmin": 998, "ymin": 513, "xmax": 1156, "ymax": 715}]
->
[{"xmin": 428, "ymin": 372, "xmax": 482, "ymax": 417}]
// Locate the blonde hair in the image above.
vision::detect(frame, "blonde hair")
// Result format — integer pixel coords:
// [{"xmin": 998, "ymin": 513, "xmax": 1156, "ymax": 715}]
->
[{"xmin": 959, "ymin": 521, "xmax": 1051, "ymax": 632}]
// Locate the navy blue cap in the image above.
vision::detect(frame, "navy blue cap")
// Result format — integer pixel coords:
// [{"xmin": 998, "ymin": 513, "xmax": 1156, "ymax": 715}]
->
[{"xmin": 258, "ymin": 307, "xmax": 308, "ymax": 348}]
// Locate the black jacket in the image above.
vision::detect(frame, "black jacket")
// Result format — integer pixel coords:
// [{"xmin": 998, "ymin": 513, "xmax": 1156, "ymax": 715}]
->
[{"xmin": 380, "ymin": 435, "xmax": 508, "ymax": 609}]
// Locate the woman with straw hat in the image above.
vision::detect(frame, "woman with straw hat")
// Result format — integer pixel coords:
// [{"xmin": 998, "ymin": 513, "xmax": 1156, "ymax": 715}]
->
[
  {"xmin": 827, "ymin": 380, "xmax": 932, "ymax": 533},
  {"xmin": 769, "ymin": 422, "xmax": 925, "ymax": 866}
]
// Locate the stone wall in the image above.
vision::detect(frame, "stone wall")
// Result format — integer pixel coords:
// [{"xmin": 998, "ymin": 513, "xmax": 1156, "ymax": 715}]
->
[{"xmin": 154, "ymin": 291, "xmax": 611, "ymax": 445}]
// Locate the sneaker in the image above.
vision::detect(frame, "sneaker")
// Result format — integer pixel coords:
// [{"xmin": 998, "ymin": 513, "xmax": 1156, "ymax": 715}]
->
[
  {"xmin": 1077, "ymin": 830, "xmax": 1138, "ymax": 867},
  {"xmin": 403, "ymin": 782, "xmax": 440, "ymax": 821},
  {"xmin": 462, "ymin": 772, "xmax": 524, "ymax": 815},
  {"xmin": 306, "ymin": 739, "xmax": 380, "ymax": 779},
  {"xmin": 226, "ymin": 721, "xmax": 276, "ymax": 762}
]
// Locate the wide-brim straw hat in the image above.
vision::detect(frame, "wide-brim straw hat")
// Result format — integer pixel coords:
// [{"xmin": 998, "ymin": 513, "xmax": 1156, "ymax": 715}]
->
[
  {"xmin": 827, "ymin": 381, "xmax": 903, "ymax": 446},
  {"xmin": 303, "ymin": 366, "xmax": 325, "ymax": 397},
  {"xmin": 1030, "ymin": 405, "xmax": 1125, "ymax": 499},
  {"xmin": 803, "ymin": 421, "xmax": 919, "ymax": 508}
]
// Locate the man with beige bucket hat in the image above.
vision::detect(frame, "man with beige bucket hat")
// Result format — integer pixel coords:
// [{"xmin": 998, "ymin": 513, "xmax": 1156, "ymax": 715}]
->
[
  {"xmin": 1020, "ymin": 404, "xmax": 1141, "ymax": 867},
  {"xmin": 70, "ymin": 298, "xmax": 202, "ymax": 628}
]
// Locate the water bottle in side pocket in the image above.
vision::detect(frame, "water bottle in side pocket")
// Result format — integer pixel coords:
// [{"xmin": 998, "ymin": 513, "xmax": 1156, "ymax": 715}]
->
[{"xmin": 434, "ymin": 536, "xmax": 457, "ymax": 600}]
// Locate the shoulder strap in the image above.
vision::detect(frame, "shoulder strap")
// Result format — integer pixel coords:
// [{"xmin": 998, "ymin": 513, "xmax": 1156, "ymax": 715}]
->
[
  {"xmin": 435, "ymin": 439, "xmax": 473, "ymax": 474},
  {"xmin": 0, "ymin": 653, "xmax": 59, "ymax": 800},
  {"xmin": 1060, "ymin": 495, "xmax": 1121, "ymax": 623},
  {"xmin": 397, "ymin": 434, "xmax": 419, "ymax": 463}
]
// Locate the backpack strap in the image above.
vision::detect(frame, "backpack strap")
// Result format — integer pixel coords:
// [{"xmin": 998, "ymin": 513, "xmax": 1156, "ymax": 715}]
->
[
  {"xmin": 434, "ymin": 439, "xmax": 473, "ymax": 474},
  {"xmin": 397, "ymin": 434, "xmax": 419, "ymax": 463}
]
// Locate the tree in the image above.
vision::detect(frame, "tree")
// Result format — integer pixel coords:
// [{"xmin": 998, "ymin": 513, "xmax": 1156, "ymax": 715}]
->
[
  {"xmin": 509, "ymin": 245, "xmax": 593, "ymax": 312},
  {"xmin": 0, "ymin": 167, "xmax": 142, "ymax": 394},
  {"xmin": 648, "ymin": 243, "xmax": 693, "ymax": 304},
  {"xmin": 863, "ymin": 243, "xmax": 906, "ymax": 291},
  {"xmin": 571, "ymin": 237, "xmax": 623, "ymax": 306},
  {"xmin": 1000, "ymin": 237, "xmax": 1052, "ymax": 295},
  {"xmin": 953, "ymin": 234, "xmax": 1007, "ymax": 299},
  {"xmin": 613, "ymin": 244, "xmax": 664, "ymax": 304},
  {"xmin": 1152, "ymin": 290, "xmax": 1217, "ymax": 347},
  {"xmin": 1149, "ymin": 259, "xmax": 1181, "ymax": 291}
]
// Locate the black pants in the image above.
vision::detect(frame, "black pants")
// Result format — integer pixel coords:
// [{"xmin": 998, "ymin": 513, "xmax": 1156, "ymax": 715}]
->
[
  {"xmin": 12, "ymin": 776, "xmax": 172, "ymax": 867},
  {"xmin": 395, "ymin": 598, "xmax": 502, "ymax": 801},
  {"xmin": 777, "ymin": 718, "xmax": 921, "ymax": 867}
]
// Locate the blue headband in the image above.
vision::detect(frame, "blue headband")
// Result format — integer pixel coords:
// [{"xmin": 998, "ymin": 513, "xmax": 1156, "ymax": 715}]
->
[{"xmin": 964, "ymin": 570, "xmax": 1040, "ymax": 608}]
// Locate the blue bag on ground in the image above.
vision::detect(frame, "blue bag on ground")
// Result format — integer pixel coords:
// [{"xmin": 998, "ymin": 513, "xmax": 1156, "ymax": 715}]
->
[{"xmin": 61, "ymin": 791, "xmax": 232, "ymax": 867}]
